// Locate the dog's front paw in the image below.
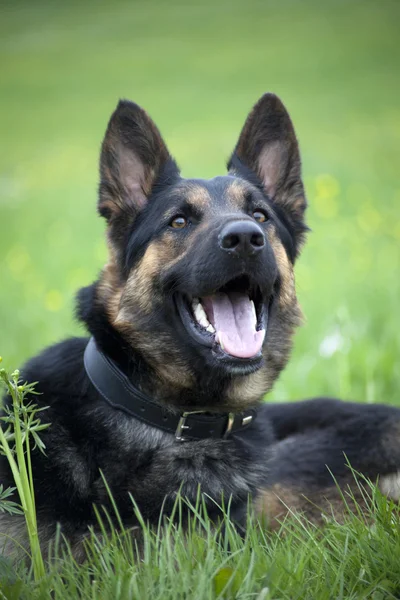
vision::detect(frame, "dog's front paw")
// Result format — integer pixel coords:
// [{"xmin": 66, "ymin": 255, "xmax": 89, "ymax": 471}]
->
[{"xmin": 380, "ymin": 471, "xmax": 400, "ymax": 501}]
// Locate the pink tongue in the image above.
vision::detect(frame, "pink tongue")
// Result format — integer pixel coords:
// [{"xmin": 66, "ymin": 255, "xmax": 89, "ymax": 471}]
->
[{"xmin": 202, "ymin": 293, "xmax": 265, "ymax": 359}]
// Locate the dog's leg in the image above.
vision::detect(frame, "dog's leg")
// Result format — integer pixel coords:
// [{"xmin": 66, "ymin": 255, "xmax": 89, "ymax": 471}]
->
[
  {"xmin": 260, "ymin": 397, "xmax": 399, "ymax": 440},
  {"xmin": 257, "ymin": 399, "xmax": 400, "ymax": 525}
]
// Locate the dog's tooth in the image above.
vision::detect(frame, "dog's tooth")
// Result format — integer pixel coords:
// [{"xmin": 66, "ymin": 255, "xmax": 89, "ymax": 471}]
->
[
  {"xmin": 192, "ymin": 298, "xmax": 199, "ymax": 309},
  {"xmin": 194, "ymin": 303, "xmax": 204, "ymax": 321},
  {"xmin": 194, "ymin": 303, "xmax": 210, "ymax": 328},
  {"xmin": 216, "ymin": 331, "xmax": 225, "ymax": 350},
  {"xmin": 206, "ymin": 324, "xmax": 215, "ymax": 333},
  {"xmin": 250, "ymin": 300, "xmax": 256, "ymax": 321}
]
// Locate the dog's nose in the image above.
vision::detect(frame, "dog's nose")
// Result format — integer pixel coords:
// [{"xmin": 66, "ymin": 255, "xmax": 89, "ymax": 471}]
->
[{"xmin": 219, "ymin": 221, "xmax": 265, "ymax": 257}]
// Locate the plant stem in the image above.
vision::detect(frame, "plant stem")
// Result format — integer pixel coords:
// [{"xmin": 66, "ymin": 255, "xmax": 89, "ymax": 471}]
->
[{"xmin": 0, "ymin": 373, "xmax": 45, "ymax": 580}]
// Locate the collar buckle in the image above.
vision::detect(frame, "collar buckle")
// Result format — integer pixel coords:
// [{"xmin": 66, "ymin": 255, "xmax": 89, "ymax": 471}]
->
[
  {"xmin": 175, "ymin": 411, "xmax": 205, "ymax": 442},
  {"xmin": 175, "ymin": 410, "xmax": 236, "ymax": 442}
]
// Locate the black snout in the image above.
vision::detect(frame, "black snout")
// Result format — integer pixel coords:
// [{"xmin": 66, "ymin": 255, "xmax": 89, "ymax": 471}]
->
[{"xmin": 219, "ymin": 221, "xmax": 265, "ymax": 257}]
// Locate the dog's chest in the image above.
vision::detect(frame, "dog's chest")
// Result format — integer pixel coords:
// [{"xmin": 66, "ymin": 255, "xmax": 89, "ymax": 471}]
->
[{"xmin": 95, "ymin": 418, "xmax": 271, "ymax": 520}]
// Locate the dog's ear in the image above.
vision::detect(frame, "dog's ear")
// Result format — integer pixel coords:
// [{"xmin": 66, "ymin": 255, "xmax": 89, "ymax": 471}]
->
[
  {"xmin": 228, "ymin": 93, "xmax": 307, "ymax": 252},
  {"xmin": 99, "ymin": 100, "xmax": 179, "ymax": 227}
]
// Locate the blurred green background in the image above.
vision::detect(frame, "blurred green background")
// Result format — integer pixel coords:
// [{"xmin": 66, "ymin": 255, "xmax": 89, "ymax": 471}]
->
[{"xmin": 1, "ymin": 0, "xmax": 399, "ymax": 404}]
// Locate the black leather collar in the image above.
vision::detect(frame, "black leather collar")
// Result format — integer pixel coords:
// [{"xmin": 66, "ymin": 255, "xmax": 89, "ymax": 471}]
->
[{"xmin": 84, "ymin": 337, "xmax": 256, "ymax": 441}]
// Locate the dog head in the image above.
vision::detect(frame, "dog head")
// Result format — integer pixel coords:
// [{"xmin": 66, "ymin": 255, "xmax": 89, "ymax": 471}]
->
[{"xmin": 82, "ymin": 93, "xmax": 307, "ymax": 411}]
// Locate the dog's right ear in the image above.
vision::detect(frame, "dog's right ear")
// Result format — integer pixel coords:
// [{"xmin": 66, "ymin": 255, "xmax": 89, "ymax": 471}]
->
[{"xmin": 99, "ymin": 100, "xmax": 179, "ymax": 230}]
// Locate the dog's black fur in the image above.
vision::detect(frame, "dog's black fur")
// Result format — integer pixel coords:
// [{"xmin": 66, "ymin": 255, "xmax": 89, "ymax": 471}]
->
[{"xmin": 1, "ymin": 93, "xmax": 400, "ymax": 557}]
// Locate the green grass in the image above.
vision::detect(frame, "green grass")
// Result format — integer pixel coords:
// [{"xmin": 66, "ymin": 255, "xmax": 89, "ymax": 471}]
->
[
  {"xmin": 2, "ymin": 485, "xmax": 400, "ymax": 599},
  {"xmin": 1, "ymin": 0, "xmax": 400, "ymax": 597}
]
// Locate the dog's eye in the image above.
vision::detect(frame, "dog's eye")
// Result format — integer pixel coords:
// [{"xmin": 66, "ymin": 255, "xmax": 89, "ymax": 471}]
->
[
  {"xmin": 170, "ymin": 216, "xmax": 188, "ymax": 229},
  {"xmin": 252, "ymin": 210, "xmax": 268, "ymax": 223}
]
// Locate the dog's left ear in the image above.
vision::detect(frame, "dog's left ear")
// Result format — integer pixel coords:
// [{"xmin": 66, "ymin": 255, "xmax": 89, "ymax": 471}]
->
[{"xmin": 228, "ymin": 93, "xmax": 307, "ymax": 253}]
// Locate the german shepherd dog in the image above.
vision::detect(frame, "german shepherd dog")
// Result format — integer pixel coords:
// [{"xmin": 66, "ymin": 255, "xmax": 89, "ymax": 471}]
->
[{"xmin": 1, "ymin": 93, "xmax": 400, "ymax": 557}]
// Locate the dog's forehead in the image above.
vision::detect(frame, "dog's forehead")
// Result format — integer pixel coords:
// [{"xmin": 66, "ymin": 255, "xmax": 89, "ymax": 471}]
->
[{"xmin": 174, "ymin": 176, "xmax": 254, "ymax": 212}]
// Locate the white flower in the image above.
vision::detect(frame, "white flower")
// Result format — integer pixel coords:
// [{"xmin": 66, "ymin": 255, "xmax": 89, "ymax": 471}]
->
[{"xmin": 319, "ymin": 328, "xmax": 345, "ymax": 358}]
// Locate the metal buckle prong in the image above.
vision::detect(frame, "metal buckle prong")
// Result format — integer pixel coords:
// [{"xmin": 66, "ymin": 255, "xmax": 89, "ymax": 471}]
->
[
  {"xmin": 223, "ymin": 412, "xmax": 235, "ymax": 439},
  {"xmin": 175, "ymin": 410, "xmax": 207, "ymax": 442}
]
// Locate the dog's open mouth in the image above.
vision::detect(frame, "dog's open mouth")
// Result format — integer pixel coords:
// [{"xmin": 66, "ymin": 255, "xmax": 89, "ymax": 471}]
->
[{"xmin": 175, "ymin": 275, "xmax": 268, "ymax": 359}]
